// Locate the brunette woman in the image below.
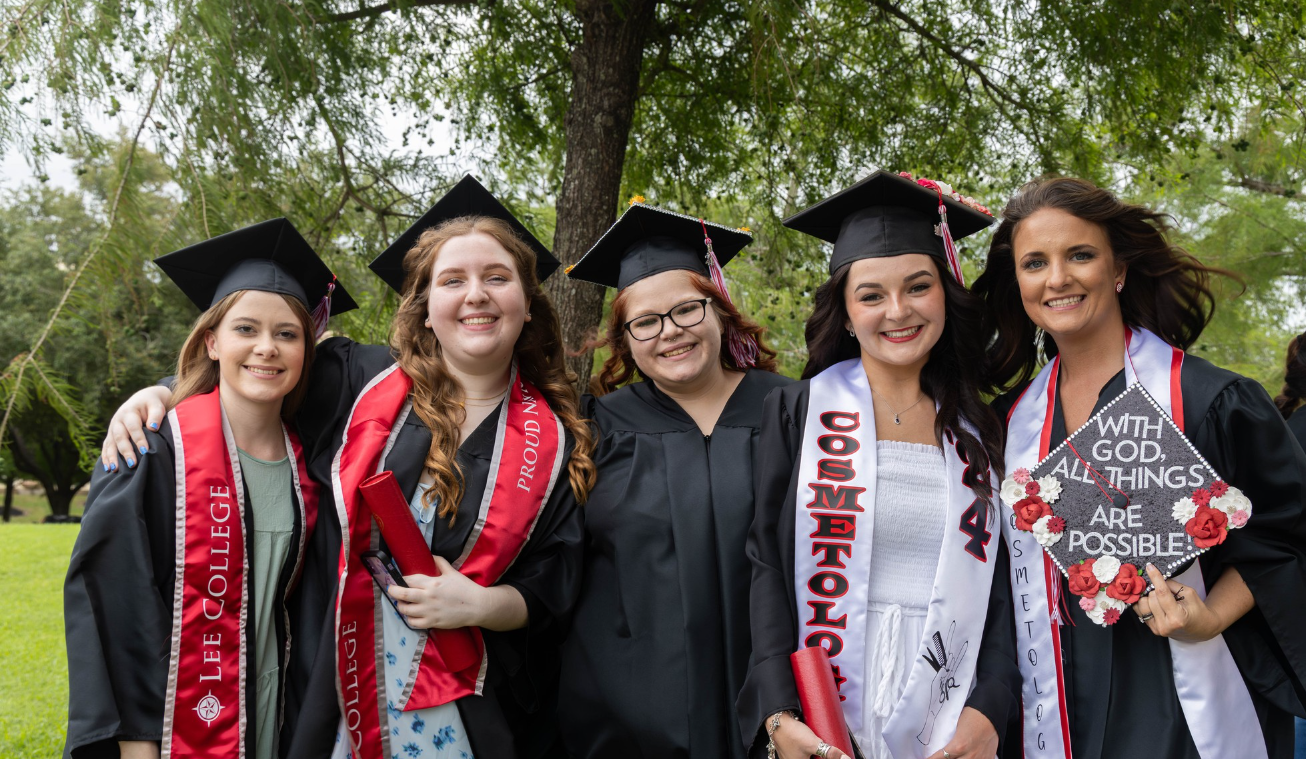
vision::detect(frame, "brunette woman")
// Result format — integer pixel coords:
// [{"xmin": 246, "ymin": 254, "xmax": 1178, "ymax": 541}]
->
[
  {"xmin": 739, "ymin": 171, "xmax": 1020, "ymax": 759},
  {"xmin": 1277, "ymin": 331, "xmax": 1306, "ymax": 445},
  {"xmin": 99, "ymin": 177, "xmax": 596, "ymax": 759},
  {"xmin": 558, "ymin": 202, "xmax": 791, "ymax": 758},
  {"xmin": 975, "ymin": 177, "xmax": 1306, "ymax": 759},
  {"xmin": 65, "ymin": 221, "xmax": 353, "ymax": 758}
]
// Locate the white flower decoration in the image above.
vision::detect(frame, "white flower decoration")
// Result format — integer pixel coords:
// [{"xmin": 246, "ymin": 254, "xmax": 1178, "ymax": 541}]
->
[
  {"xmin": 1000, "ymin": 477, "xmax": 1027, "ymax": 507},
  {"xmin": 1036, "ymin": 475, "xmax": 1062, "ymax": 504},
  {"xmin": 1092, "ymin": 555, "xmax": 1121, "ymax": 584},
  {"xmin": 1032, "ymin": 515, "xmax": 1063, "ymax": 547},
  {"xmin": 1212, "ymin": 489, "xmax": 1252, "ymax": 520},
  {"xmin": 1171, "ymin": 497, "xmax": 1198, "ymax": 523},
  {"xmin": 1084, "ymin": 591, "xmax": 1127, "ymax": 626}
]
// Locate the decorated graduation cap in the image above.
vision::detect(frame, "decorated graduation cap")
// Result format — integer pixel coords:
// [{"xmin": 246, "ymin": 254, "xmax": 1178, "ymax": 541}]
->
[
  {"xmin": 783, "ymin": 170, "xmax": 994, "ymax": 283},
  {"xmin": 566, "ymin": 198, "xmax": 759, "ymax": 367},
  {"xmin": 154, "ymin": 218, "xmax": 357, "ymax": 337},
  {"xmin": 368, "ymin": 174, "xmax": 561, "ymax": 294},
  {"xmin": 1001, "ymin": 383, "xmax": 1252, "ymax": 627}
]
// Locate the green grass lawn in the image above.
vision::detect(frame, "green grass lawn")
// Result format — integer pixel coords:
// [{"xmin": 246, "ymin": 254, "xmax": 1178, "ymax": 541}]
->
[
  {"xmin": 2, "ymin": 492, "xmax": 87, "ymax": 524},
  {"xmin": 0, "ymin": 524, "xmax": 77, "ymax": 757}
]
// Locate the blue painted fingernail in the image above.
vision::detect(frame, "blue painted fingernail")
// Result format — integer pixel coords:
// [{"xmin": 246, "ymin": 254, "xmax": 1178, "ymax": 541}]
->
[
  {"xmin": 139, "ymin": 445, "xmax": 148, "ymax": 454},
  {"xmin": 150, "ymin": 422, "xmax": 159, "ymax": 430},
  {"xmin": 126, "ymin": 458, "xmax": 136, "ymax": 468},
  {"xmin": 102, "ymin": 462, "xmax": 109, "ymax": 472},
  {"xmin": 110, "ymin": 463, "xmax": 118, "ymax": 472}
]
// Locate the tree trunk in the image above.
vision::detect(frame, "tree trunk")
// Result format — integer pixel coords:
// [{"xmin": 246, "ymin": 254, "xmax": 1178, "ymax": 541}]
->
[
  {"xmin": 2, "ymin": 473, "xmax": 12, "ymax": 523},
  {"xmin": 546, "ymin": 0, "xmax": 658, "ymax": 389}
]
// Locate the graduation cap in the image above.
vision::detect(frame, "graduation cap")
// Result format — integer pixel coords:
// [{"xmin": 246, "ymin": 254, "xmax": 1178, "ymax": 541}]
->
[
  {"xmin": 1004, "ymin": 383, "xmax": 1252, "ymax": 626},
  {"xmin": 783, "ymin": 170, "xmax": 995, "ymax": 283},
  {"xmin": 154, "ymin": 218, "xmax": 357, "ymax": 336},
  {"xmin": 368, "ymin": 175, "xmax": 560, "ymax": 293},
  {"xmin": 568, "ymin": 201, "xmax": 759, "ymax": 367}
]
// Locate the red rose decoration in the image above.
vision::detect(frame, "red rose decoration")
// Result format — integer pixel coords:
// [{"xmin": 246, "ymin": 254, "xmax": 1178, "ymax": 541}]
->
[
  {"xmin": 1192, "ymin": 488, "xmax": 1212, "ymax": 507},
  {"xmin": 1025, "ymin": 481, "xmax": 1041, "ymax": 496},
  {"xmin": 1013, "ymin": 496, "xmax": 1052, "ymax": 530},
  {"xmin": 1047, "ymin": 516, "xmax": 1066, "ymax": 533},
  {"xmin": 1066, "ymin": 560, "xmax": 1101, "ymax": 598},
  {"xmin": 1185, "ymin": 505, "xmax": 1228, "ymax": 549},
  {"xmin": 1105, "ymin": 564, "xmax": 1146, "ymax": 604},
  {"xmin": 1103, "ymin": 608, "xmax": 1122, "ymax": 625},
  {"xmin": 1209, "ymin": 481, "xmax": 1229, "ymax": 497}
]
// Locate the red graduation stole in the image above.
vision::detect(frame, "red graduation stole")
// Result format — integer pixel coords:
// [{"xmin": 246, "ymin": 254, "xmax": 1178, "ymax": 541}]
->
[
  {"xmin": 333, "ymin": 365, "xmax": 562, "ymax": 759},
  {"xmin": 160, "ymin": 388, "xmax": 319, "ymax": 758}
]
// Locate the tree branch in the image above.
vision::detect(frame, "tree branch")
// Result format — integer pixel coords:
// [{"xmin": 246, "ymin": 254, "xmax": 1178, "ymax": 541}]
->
[
  {"xmin": 321, "ymin": 0, "xmax": 475, "ymax": 24},
  {"xmin": 1234, "ymin": 175, "xmax": 1299, "ymax": 199}
]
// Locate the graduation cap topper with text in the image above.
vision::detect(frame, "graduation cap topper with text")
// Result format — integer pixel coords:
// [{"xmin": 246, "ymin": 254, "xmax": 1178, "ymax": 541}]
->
[
  {"xmin": 368, "ymin": 175, "xmax": 561, "ymax": 294},
  {"xmin": 1000, "ymin": 383, "xmax": 1253, "ymax": 627},
  {"xmin": 783, "ymin": 170, "xmax": 995, "ymax": 283},
  {"xmin": 566, "ymin": 199, "xmax": 759, "ymax": 367},
  {"xmin": 153, "ymin": 218, "xmax": 357, "ymax": 338}
]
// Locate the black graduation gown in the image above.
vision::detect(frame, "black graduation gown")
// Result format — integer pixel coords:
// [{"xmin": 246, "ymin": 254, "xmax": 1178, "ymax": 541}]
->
[
  {"xmin": 556, "ymin": 369, "xmax": 793, "ymax": 759},
  {"xmin": 290, "ymin": 337, "xmax": 584, "ymax": 759},
  {"xmin": 992, "ymin": 354, "xmax": 1306, "ymax": 759},
  {"xmin": 63, "ymin": 419, "xmax": 312, "ymax": 759},
  {"xmin": 737, "ymin": 380, "xmax": 1022, "ymax": 758},
  {"xmin": 1287, "ymin": 406, "xmax": 1306, "ymax": 449}
]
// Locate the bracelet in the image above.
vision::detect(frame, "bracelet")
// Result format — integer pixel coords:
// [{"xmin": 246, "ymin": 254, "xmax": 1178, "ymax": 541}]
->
[{"xmin": 766, "ymin": 710, "xmax": 795, "ymax": 737}]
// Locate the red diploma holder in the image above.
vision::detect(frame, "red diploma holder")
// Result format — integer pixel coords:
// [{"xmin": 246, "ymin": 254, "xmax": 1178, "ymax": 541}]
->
[
  {"xmin": 790, "ymin": 646, "xmax": 857, "ymax": 757},
  {"xmin": 359, "ymin": 471, "xmax": 480, "ymax": 672}
]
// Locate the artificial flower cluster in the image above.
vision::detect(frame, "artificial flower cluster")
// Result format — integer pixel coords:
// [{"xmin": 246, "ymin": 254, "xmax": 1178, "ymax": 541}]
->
[
  {"xmin": 897, "ymin": 172, "xmax": 993, "ymax": 216},
  {"xmin": 1066, "ymin": 556, "xmax": 1146, "ymax": 626},
  {"xmin": 1171, "ymin": 480, "xmax": 1251, "ymax": 549},
  {"xmin": 1000, "ymin": 468, "xmax": 1065, "ymax": 547}
]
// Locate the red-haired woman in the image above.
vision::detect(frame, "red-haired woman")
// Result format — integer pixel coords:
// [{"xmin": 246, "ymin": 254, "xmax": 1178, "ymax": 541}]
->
[
  {"xmin": 559, "ymin": 202, "xmax": 791, "ymax": 758},
  {"xmin": 975, "ymin": 177, "xmax": 1306, "ymax": 759},
  {"xmin": 99, "ymin": 177, "xmax": 596, "ymax": 759}
]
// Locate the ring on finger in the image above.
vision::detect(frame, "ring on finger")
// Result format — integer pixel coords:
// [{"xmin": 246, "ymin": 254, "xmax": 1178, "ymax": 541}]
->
[
  {"xmin": 815, "ymin": 742, "xmax": 832, "ymax": 758},
  {"xmin": 1139, "ymin": 612, "xmax": 1155, "ymax": 623},
  {"xmin": 943, "ymin": 751, "xmax": 953, "ymax": 759}
]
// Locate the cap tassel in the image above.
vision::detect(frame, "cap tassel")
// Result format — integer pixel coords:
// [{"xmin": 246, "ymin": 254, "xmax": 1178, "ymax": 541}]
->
[
  {"xmin": 935, "ymin": 195, "xmax": 966, "ymax": 286},
  {"xmin": 311, "ymin": 277, "xmax": 336, "ymax": 339},
  {"xmin": 700, "ymin": 219, "xmax": 759, "ymax": 369}
]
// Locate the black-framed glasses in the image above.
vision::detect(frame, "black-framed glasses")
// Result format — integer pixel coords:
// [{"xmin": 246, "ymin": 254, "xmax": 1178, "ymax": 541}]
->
[{"xmin": 623, "ymin": 298, "xmax": 710, "ymax": 341}]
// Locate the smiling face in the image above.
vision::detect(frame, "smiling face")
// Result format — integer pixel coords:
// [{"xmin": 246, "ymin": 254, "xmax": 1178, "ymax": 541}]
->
[
  {"xmin": 620, "ymin": 269, "xmax": 725, "ymax": 392},
  {"xmin": 1011, "ymin": 207, "xmax": 1125, "ymax": 344},
  {"xmin": 843, "ymin": 253, "xmax": 947, "ymax": 374},
  {"xmin": 204, "ymin": 290, "xmax": 307, "ymax": 410},
  {"xmin": 424, "ymin": 231, "xmax": 530, "ymax": 376}
]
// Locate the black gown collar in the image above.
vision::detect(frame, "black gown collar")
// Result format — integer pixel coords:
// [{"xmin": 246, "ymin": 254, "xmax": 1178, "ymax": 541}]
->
[{"xmin": 630, "ymin": 369, "xmax": 761, "ymax": 432}]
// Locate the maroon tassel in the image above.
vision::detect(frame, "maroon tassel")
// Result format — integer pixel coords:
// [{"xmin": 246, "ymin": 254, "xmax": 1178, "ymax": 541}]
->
[
  {"xmin": 700, "ymin": 219, "xmax": 759, "ymax": 368},
  {"xmin": 311, "ymin": 277, "xmax": 336, "ymax": 339}
]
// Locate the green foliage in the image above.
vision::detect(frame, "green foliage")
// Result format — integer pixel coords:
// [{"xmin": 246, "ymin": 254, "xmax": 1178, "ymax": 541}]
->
[{"xmin": 0, "ymin": 525, "xmax": 78, "ymax": 757}]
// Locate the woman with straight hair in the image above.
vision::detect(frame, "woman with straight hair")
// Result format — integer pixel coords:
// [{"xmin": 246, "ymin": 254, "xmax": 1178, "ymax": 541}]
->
[
  {"xmin": 975, "ymin": 176, "xmax": 1306, "ymax": 759},
  {"xmin": 99, "ymin": 176, "xmax": 596, "ymax": 759},
  {"xmin": 66, "ymin": 220, "xmax": 353, "ymax": 759},
  {"xmin": 739, "ymin": 171, "xmax": 1021, "ymax": 759},
  {"xmin": 557, "ymin": 201, "xmax": 791, "ymax": 758}
]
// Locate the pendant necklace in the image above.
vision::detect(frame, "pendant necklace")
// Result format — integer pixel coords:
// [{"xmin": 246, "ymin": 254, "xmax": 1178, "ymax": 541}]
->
[{"xmin": 883, "ymin": 392, "xmax": 925, "ymax": 425}]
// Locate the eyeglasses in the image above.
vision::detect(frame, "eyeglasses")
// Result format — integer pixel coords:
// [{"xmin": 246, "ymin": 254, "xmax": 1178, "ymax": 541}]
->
[{"xmin": 623, "ymin": 298, "xmax": 710, "ymax": 341}]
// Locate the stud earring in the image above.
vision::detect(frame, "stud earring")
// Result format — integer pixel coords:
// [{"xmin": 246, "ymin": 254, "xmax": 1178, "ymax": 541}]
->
[
  {"xmin": 848, "ymin": 328, "xmax": 856, "ymax": 337},
  {"xmin": 1115, "ymin": 281, "xmax": 1124, "ymax": 293}
]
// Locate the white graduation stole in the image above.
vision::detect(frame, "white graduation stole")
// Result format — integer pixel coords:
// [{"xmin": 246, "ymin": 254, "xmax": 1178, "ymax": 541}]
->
[
  {"xmin": 793, "ymin": 358, "xmax": 998, "ymax": 756},
  {"xmin": 1002, "ymin": 326, "xmax": 1266, "ymax": 758}
]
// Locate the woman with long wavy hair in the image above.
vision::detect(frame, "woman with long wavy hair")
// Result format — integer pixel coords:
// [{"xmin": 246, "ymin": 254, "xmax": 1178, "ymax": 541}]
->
[
  {"xmin": 99, "ymin": 177, "xmax": 596, "ymax": 759},
  {"xmin": 558, "ymin": 201, "xmax": 790, "ymax": 758},
  {"xmin": 68, "ymin": 220, "xmax": 352, "ymax": 759},
  {"xmin": 739, "ymin": 171, "xmax": 1020, "ymax": 759},
  {"xmin": 975, "ymin": 177, "xmax": 1306, "ymax": 759}
]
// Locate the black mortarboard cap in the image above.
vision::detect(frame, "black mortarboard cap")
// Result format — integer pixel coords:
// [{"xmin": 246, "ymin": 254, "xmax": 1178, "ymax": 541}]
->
[
  {"xmin": 783, "ymin": 170, "xmax": 994, "ymax": 274},
  {"xmin": 154, "ymin": 218, "xmax": 357, "ymax": 314},
  {"xmin": 566, "ymin": 202, "xmax": 752, "ymax": 290},
  {"xmin": 369, "ymin": 175, "xmax": 560, "ymax": 293}
]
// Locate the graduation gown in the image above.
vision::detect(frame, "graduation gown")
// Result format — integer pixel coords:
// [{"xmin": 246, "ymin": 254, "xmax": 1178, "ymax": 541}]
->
[
  {"xmin": 293, "ymin": 337, "xmax": 584, "ymax": 759},
  {"xmin": 556, "ymin": 369, "xmax": 793, "ymax": 758},
  {"xmin": 993, "ymin": 354, "xmax": 1306, "ymax": 759},
  {"xmin": 63, "ymin": 419, "xmax": 315, "ymax": 759},
  {"xmin": 737, "ymin": 380, "xmax": 1022, "ymax": 758}
]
